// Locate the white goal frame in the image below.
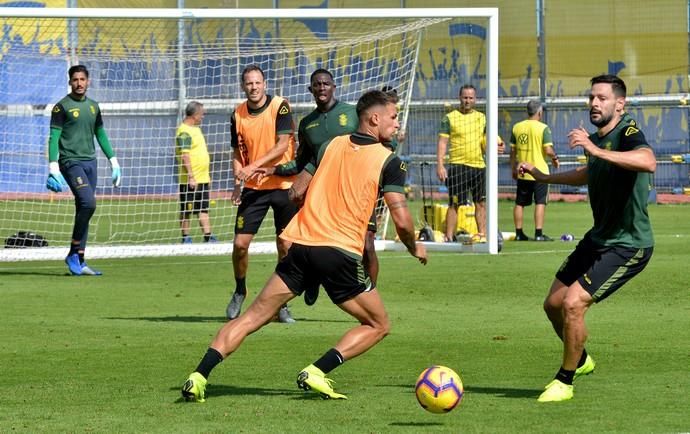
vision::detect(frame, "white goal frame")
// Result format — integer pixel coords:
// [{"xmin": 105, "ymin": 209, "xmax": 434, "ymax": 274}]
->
[{"xmin": 0, "ymin": 7, "xmax": 499, "ymax": 261}]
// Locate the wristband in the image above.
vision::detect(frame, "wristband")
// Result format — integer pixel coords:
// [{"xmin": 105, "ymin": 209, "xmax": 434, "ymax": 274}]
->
[{"xmin": 49, "ymin": 161, "xmax": 60, "ymax": 174}]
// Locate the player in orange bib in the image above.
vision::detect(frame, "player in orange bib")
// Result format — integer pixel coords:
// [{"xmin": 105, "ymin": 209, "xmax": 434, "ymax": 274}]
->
[
  {"xmin": 182, "ymin": 90, "xmax": 427, "ymax": 402},
  {"xmin": 225, "ymin": 64, "xmax": 298, "ymax": 323}
]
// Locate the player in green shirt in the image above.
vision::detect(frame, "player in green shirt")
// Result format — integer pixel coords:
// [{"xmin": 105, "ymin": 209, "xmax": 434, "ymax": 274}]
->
[
  {"xmin": 271, "ymin": 69, "xmax": 358, "ymax": 178},
  {"xmin": 519, "ymin": 74, "xmax": 655, "ymax": 403},
  {"xmin": 46, "ymin": 65, "xmax": 121, "ymax": 276}
]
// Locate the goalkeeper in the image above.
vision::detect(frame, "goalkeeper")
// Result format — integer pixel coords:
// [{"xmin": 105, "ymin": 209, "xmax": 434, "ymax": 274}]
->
[{"xmin": 46, "ymin": 65, "xmax": 121, "ymax": 276}]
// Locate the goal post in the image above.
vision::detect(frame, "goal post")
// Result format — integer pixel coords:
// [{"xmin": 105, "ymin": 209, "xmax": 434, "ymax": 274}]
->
[{"xmin": 0, "ymin": 7, "xmax": 499, "ymax": 261}]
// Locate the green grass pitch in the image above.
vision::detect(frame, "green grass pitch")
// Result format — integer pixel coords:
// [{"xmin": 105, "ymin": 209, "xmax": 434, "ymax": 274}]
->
[{"xmin": 1, "ymin": 201, "xmax": 689, "ymax": 432}]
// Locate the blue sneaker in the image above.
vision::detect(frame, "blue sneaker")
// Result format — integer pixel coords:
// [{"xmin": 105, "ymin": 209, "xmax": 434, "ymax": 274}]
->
[
  {"xmin": 80, "ymin": 263, "xmax": 102, "ymax": 276},
  {"xmin": 206, "ymin": 235, "xmax": 218, "ymax": 243},
  {"xmin": 65, "ymin": 253, "xmax": 82, "ymax": 276},
  {"xmin": 182, "ymin": 235, "xmax": 193, "ymax": 244}
]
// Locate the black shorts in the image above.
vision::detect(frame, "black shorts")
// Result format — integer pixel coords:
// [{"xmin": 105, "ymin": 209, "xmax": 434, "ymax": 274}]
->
[
  {"xmin": 235, "ymin": 188, "xmax": 298, "ymax": 235},
  {"xmin": 555, "ymin": 234, "xmax": 653, "ymax": 303},
  {"xmin": 447, "ymin": 164, "xmax": 486, "ymax": 206},
  {"xmin": 515, "ymin": 179, "xmax": 549, "ymax": 206},
  {"xmin": 179, "ymin": 183, "xmax": 210, "ymax": 214},
  {"xmin": 275, "ymin": 243, "xmax": 372, "ymax": 305}
]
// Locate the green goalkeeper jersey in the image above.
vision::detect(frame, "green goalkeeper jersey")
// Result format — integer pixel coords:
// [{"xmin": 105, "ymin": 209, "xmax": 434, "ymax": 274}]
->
[
  {"xmin": 50, "ymin": 94, "xmax": 111, "ymax": 163},
  {"xmin": 275, "ymin": 100, "xmax": 358, "ymax": 176}
]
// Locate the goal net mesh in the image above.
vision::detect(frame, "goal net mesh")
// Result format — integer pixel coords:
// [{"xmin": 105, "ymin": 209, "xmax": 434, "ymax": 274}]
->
[{"xmin": 0, "ymin": 13, "xmax": 452, "ymax": 260}]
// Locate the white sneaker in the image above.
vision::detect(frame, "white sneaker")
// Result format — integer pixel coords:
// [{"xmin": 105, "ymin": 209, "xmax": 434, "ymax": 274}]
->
[{"xmin": 278, "ymin": 305, "xmax": 296, "ymax": 324}]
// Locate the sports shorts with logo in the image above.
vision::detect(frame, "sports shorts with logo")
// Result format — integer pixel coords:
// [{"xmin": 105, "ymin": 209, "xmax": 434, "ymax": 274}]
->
[
  {"xmin": 555, "ymin": 234, "xmax": 653, "ymax": 302},
  {"xmin": 235, "ymin": 188, "xmax": 298, "ymax": 235},
  {"xmin": 276, "ymin": 243, "xmax": 372, "ymax": 305},
  {"xmin": 179, "ymin": 183, "xmax": 210, "ymax": 214}
]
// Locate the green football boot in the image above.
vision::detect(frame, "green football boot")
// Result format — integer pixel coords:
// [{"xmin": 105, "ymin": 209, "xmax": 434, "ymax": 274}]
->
[
  {"xmin": 296, "ymin": 364, "xmax": 347, "ymax": 400},
  {"xmin": 574, "ymin": 355, "xmax": 596, "ymax": 380},
  {"xmin": 537, "ymin": 379, "xmax": 573, "ymax": 403},
  {"xmin": 181, "ymin": 372, "xmax": 207, "ymax": 403}
]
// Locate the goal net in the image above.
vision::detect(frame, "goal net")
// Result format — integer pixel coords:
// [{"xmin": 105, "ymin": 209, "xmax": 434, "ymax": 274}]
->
[{"xmin": 0, "ymin": 8, "xmax": 499, "ymax": 261}]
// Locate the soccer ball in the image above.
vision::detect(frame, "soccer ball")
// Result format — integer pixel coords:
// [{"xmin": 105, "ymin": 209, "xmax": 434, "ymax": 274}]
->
[
  {"xmin": 415, "ymin": 365, "xmax": 464, "ymax": 413},
  {"xmin": 560, "ymin": 233, "xmax": 575, "ymax": 241}
]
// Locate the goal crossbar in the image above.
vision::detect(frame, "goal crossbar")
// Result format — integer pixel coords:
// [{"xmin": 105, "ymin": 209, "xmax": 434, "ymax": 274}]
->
[{"xmin": 0, "ymin": 7, "xmax": 499, "ymax": 260}]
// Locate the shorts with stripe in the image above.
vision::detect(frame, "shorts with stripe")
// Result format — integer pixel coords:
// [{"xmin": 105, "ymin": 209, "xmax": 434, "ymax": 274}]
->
[
  {"xmin": 275, "ymin": 243, "xmax": 372, "ymax": 305},
  {"xmin": 555, "ymin": 234, "xmax": 653, "ymax": 303}
]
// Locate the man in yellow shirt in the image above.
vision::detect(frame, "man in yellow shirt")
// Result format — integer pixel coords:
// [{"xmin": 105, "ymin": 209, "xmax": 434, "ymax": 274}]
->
[
  {"xmin": 176, "ymin": 101, "xmax": 216, "ymax": 243},
  {"xmin": 509, "ymin": 100, "xmax": 559, "ymax": 241},
  {"xmin": 181, "ymin": 90, "xmax": 427, "ymax": 403},
  {"xmin": 436, "ymin": 84, "xmax": 504, "ymax": 242}
]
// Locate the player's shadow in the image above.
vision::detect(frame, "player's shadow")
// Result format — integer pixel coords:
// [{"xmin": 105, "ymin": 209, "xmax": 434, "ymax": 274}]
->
[
  {"xmin": 172, "ymin": 384, "xmax": 300, "ymax": 401},
  {"xmin": 390, "ymin": 422, "xmax": 445, "ymax": 428},
  {"xmin": 379, "ymin": 384, "xmax": 539, "ymax": 399},
  {"xmin": 464, "ymin": 385, "xmax": 541, "ymax": 399},
  {"xmin": 0, "ymin": 270, "xmax": 69, "ymax": 277},
  {"xmin": 106, "ymin": 315, "xmax": 352, "ymax": 324},
  {"xmin": 287, "ymin": 317, "xmax": 352, "ymax": 324},
  {"xmin": 107, "ymin": 316, "xmax": 227, "ymax": 323}
]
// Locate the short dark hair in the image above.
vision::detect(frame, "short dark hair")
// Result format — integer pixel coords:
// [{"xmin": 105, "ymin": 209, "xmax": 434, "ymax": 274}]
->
[
  {"xmin": 68, "ymin": 65, "xmax": 89, "ymax": 79},
  {"xmin": 526, "ymin": 99, "xmax": 542, "ymax": 116},
  {"xmin": 356, "ymin": 90, "xmax": 398, "ymax": 118},
  {"xmin": 185, "ymin": 101, "xmax": 204, "ymax": 117},
  {"xmin": 591, "ymin": 74, "xmax": 626, "ymax": 97},
  {"xmin": 241, "ymin": 64, "xmax": 265, "ymax": 82},
  {"xmin": 310, "ymin": 68, "xmax": 334, "ymax": 83},
  {"xmin": 459, "ymin": 84, "xmax": 476, "ymax": 96}
]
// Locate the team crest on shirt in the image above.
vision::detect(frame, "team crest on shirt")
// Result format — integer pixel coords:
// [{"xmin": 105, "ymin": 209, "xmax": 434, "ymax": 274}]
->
[
  {"xmin": 279, "ymin": 105, "xmax": 290, "ymax": 115},
  {"xmin": 52, "ymin": 106, "xmax": 60, "ymax": 113},
  {"xmin": 603, "ymin": 141, "xmax": 612, "ymax": 150},
  {"xmin": 339, "ymin": 113, "xmax": 348, "ymax": 127},
  {"xmin": 70, "ymin": 108, "xmax": 80, "ymax": 118},
  {"xmin": 624, "ymin": 126, "xmax": 639, "ymax": 136},
  {"xmin": 400, "ymin": 161, "xmax": 408, "ymax": 172},
  {"xmin": 76, "ymin": 176, "xmax": 84, "ymax": 185},
  {"xmin": 90, "ymin": 105, "xmax": 96, "ymax": 115}
]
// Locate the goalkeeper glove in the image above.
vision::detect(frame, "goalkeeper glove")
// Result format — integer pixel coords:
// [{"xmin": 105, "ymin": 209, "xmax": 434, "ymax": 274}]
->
[
  {"xmin": 110, "ymin": 157, "xmax": 122, "ymax": 188},
  {"xmin": 46, "ymin": 162, "xmax": 66, "ymax": 192}
]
